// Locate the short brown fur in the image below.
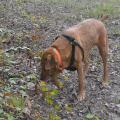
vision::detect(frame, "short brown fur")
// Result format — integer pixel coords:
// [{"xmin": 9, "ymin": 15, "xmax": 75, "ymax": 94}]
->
[{"xmin": 40, "ymin": 17, "xmax": 108, "ymax": 101}]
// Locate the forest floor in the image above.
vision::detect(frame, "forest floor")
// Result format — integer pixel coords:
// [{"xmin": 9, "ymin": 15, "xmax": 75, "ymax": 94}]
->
[{"xmin": 0, "ymin": 0, "xmax": 120, "ymax": 120}]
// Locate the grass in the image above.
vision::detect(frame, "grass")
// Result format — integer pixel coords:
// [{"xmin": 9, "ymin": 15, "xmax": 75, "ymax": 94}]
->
[
  {"xmin": 32, "ymin": 0, "xmax": 120, "ymax": 20},
  {"xmin": 87, "ymin": 2, "xmax": 120, "ymax": 17},
  {"xmin": 14, "ymin": 0, "xmax": 120, "ymax": 22},
  {"xmin": 41, "ymin": 0, "xmax": 120, "ymax": 17}
]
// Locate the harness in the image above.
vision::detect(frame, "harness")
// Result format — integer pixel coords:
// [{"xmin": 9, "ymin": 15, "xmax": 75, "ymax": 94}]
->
[
  {"xmin": 62, "ymin": 34, "xmax": 84, "ymax": 71},
  {"xmin": 53, "ymin": 34, "xmax": 84, "ymax": 71}
]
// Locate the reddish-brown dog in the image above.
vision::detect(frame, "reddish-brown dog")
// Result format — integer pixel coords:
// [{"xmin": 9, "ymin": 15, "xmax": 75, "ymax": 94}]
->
[{"xmin": 40, "ymin": 16, "xmax": 108, "ymax": 101}]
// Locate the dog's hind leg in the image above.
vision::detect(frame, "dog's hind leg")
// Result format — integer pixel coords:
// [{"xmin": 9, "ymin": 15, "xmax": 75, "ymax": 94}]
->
[{"xmin": 98, "ymin": 36, "xmax": 108, "ymax": 86}]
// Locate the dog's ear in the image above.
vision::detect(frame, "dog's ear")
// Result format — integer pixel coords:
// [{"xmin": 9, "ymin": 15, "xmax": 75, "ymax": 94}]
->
[
  {"xmin": 44, "ymin": 54, "xmax": 55, "ymax": 70},
  {"xmin": 54, "ymin": 56, "xmax": 63, "ymax": 71}
]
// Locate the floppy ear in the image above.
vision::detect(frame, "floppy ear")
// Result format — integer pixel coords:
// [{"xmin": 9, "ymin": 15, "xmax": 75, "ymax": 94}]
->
[{"xmin": 45, "ymin": 54, "xmax": 55, "ymax": 70}]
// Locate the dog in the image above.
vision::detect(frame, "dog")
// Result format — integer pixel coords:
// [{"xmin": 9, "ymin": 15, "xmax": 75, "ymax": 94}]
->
[{"xmin": 40, "ymin": 16, "xmax": 108, "ymax": 101}]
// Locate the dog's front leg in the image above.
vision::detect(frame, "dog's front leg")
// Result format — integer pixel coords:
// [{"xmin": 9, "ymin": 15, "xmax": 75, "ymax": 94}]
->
[{"xmin": 77, "ymin": 62, "xmax": 86, "ymax": 101}]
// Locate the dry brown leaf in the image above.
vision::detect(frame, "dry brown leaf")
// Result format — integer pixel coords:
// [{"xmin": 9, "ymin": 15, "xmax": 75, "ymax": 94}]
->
[
  {"xmin": 35, "ymin": 111, "xmax": 41, "ymax": 120},
  {"xmin": 31, "ymin": 34, "xmax": 45, "ymax": 41},
  {"xmin": 4, "ymin": 92, "xmax": 12, "ymax": 97}
]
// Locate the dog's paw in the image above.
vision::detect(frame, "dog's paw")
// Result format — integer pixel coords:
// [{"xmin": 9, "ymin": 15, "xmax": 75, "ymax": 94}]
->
[
  {"xmin": 78, "ymin": 91, "xmax": 86, "ymax": 101},
  {"xmin": 102, "ymin": 81, "xmax": 109, "ymax": 87},
  {"xmin": 101, "ymin": 81, "xmax": 111, "ymax": 89}
]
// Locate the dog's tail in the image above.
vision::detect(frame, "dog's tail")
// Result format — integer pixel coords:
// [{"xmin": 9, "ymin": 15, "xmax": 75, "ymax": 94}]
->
[{"xmin": 99, "ymin": 15, "xmax": 109, "ymax": 21}]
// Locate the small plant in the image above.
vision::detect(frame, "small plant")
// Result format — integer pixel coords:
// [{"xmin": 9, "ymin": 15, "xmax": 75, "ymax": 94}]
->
[
  {"xmin": 85, "ymin": 113, "xmax": 100, "ymax": 120},
  {"xmin": 39, "ymin": 81, "xmax": 59, "ymax": 105},
  {"xmin": 39, "ymin": 81, "xmax": 61, "ymax": 119},
  {"xmin": 39, "ymin": 80, "xmax": 73, "ymax": 119},
  {"xmin": 0, "ymin": 93, "xmax": 25, "ymax": 119},
  {"xmin": 6, "ymin": 95, "xmax": 25, "ymax": 111},
  {"xmin": 49, "ymin": 111, "xmax": 60, "ymax": 120}
]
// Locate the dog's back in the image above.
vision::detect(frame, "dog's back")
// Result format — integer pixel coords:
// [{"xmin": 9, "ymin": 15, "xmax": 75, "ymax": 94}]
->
[{"xmin": 64, "ymin": 19, "xmax": 107, "ymax": 54}]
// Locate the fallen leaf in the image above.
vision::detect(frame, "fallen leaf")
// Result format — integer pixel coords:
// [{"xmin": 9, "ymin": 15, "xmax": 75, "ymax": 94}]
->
[
  {"xmin": 35, "ymin": 111, "xmax": 41, "ymax": 120},
  {"xmin": 85, "ymin": 113, "xmax": 94, "ymax": 119},
  {"xmin": 4, "ymin": 92, "xmax": 12, "ymax": 97},
  {"xmin": 22, "ymin": 107, "xmax": 31, "ymax": 116},
  {"xmin": 31, "ymin": 34, "xmax": 45, "ymax": 41}
]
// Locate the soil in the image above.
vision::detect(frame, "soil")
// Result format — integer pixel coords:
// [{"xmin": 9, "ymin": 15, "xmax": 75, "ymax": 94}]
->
[{"xmin": 0, "ymin": 0, "xmax": 120, "ymax": 120}]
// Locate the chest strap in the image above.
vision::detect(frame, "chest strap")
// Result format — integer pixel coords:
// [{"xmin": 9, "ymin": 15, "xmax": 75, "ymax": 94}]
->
[{"xmin": 62, "ymin": 34, "xmax": 84, "ymax": 71}]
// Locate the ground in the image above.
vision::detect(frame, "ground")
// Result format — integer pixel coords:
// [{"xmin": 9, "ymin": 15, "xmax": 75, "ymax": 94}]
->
[{"xmin": 0, "ymin": 0, "xmax": 120, "ymax": 120}]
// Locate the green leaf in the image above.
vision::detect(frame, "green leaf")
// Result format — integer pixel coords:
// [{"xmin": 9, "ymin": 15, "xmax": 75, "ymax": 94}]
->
[
  {"xmin": 94, "ymin": 115, "xmax": 100, "ymax": 120},
  {"xmin": 39, "ymin": 81, "xmax": 46, "ymax": 86},
  {"xmin": 54, "ymin": 104, "xmax": 60, "ymax": 111},
  {"xmin": 20, "ymin": 85, "xmax": 26, "ymax": 91},
  {"xmin": 45, "ymin": 97, "xmax": 53, "ymax": 105},
  {"xmin": 7, "ymin": 113, "xmax": 15, "ymax": 120},
  {"xmin": 7, "ymin": 96, "xmax": 25, "ymax": 110},
  {"xmin": 0, "ymin": 108, "xmax": 4, "ymax": 115},
  {"xmin": 64, "ymin": 76, "xmax": 69, "ymax": 80},
  {"xmin": 58, "ymin": 81, "xmax": 64, "ymax": 88},
  {"xmin": 4, "ymin": 86, "xmax": 11, "ymax": 92},
  {"xmin": 85, "ymin": 113, "xmax": 94, "ymax": 119},
  {"xmin": 41, "ymin": 87, "xmax": 49, "ymax": 92},
  {"xmin": 26, "ymin": 74, "xmax": 37, "ymax": 81},
  {"xmin": 65, "ymin": 104, "xmax": 72, "ymax": 112},
  {"xmin": 49, "ymin": 89, "xmax": 59, "ymax": 96},
  {"xmin": 8, "ymin": 78, "xmax": 17, "ymax": 84},
  {"xmin": 49, "ymin": 112, "xmax": 60, "ymax": 120},
  {"xmin": 19, "ymin": 90, "xmax": 27, "ymax": 97},
  {"xmin": 54, "ymin": 115, "xmax": 60, "ymax": 120}
]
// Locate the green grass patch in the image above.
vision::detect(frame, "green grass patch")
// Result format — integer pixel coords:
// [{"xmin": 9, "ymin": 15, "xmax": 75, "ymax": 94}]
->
[
  {"xmin": 40, "ymin": 0, "xmax": 120, "ymax": 18},
  {"xmin": 88, "ymin": 3, "xmax": 120, "ymax": 17}
]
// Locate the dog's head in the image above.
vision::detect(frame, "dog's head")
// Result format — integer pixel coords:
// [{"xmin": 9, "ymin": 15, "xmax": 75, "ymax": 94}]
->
[{"xmin": 40, "ymin": 48, "xmax": 62, "ymax": 81}]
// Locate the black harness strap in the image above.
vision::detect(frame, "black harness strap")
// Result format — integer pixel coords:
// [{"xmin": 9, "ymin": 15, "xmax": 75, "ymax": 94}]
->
[
  {"xmin": 62, "ymin": 34, "xmax": 84, "ymax": 71},
  {"xmin": 68, "ymin": 43, "xmax": 76, "ymax": 70}
]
